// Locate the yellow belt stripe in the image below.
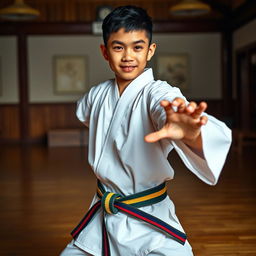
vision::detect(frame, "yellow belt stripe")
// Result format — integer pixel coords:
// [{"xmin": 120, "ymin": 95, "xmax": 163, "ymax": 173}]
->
[
  {"xmin": 104, "ymin": 192, "xmax": 115, "ymax": 214},
  {"xmin": 122, "ymin": 186, "xmax": 167, "ymax": 205},
  {"xmin": 98, "ymin": 186, "xmax": 167, "ymax": 206}
]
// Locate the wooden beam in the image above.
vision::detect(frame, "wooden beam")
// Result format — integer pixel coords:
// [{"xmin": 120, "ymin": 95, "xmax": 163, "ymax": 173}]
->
[
  {"xmin": 201, "ymin": 0, "xmax": 231, "ymax": 16},
  {"xmin": 0, "ymin": 22, "xmax": 92, "ymax": 35},
  {"xmin": 221, "ymin": 30, "xmax": 233, "ymax": 118},
  {"xmin": 153, "ymin": 20, "xmax": 223, "ymax": 33},
  {"xmin": 17, "ymin": 33, "xmax": 29, "ymax": 143},
  {"xmin": 0, "ymin": 20, "xmax": 223, "ymax": 36},
  {"xmin": 231, "ymin": 0, "xmax": 256, "ymax": 30}
]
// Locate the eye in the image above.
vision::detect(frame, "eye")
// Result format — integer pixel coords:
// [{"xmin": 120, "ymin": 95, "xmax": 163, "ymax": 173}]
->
[
  {"xmin": 113, "ymin": 45, "xmax": 123, "ymax": 51},
  {"xmin": 134, "ymin": 45, "xmax": 143, "ymax": 51}
]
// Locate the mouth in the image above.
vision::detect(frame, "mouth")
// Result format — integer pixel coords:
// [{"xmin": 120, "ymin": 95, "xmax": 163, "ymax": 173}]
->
[{"xmin": 120, "ymin": 66, "xmax": 137, "ymax": 72}]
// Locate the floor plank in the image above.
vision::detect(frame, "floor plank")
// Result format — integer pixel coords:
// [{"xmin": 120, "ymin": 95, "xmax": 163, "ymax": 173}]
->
[{"xmin": 0, "ymin": 145, "xmax": 255, "ymax": 256}]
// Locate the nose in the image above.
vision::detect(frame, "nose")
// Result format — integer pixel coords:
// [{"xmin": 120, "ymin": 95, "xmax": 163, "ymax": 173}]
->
[{"xmin": 121, "ymin": 48, "xmax": 134, "ymax": 62}]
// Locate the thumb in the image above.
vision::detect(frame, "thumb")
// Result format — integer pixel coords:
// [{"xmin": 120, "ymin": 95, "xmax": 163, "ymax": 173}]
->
[{"xmin": 144, "ymin": 129, "xmax": 168, "ymax": 143}]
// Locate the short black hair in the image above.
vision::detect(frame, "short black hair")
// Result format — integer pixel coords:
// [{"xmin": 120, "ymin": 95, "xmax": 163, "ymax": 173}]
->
[{"xmin": 102, "ymin": 5, "xmax": 153, "ymax": 46}]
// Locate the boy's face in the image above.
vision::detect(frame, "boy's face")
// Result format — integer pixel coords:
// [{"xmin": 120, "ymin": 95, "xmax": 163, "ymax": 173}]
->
[{"xmin": 100, "ymin": 28, "xmax": 156, "ymax": 89}]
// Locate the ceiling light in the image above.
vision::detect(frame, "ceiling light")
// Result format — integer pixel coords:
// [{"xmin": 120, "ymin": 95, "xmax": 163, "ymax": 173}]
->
[
  {"xmin": 170, "ymin": 0, "xmax": 211, "ymax": 16},
  {"xmin": 0, "ymin": 0, "xmax": 40, "ymax": 21}
]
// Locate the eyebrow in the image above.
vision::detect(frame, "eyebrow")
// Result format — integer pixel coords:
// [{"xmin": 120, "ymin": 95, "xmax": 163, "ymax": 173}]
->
[{"xmin": 111, "ymin": 40, "xmax": 146, "ymax": 46}]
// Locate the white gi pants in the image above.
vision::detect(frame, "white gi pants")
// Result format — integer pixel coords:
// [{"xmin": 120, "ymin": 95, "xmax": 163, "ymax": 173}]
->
[{"xmin": 60, "ymin": 239, "xmax": 194, "ymax": 256}]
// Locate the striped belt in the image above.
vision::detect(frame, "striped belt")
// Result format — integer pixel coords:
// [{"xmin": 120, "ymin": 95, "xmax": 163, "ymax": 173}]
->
[{"xmin": 71, "ymin": 181, "xmax": 187, "ymax": 255}]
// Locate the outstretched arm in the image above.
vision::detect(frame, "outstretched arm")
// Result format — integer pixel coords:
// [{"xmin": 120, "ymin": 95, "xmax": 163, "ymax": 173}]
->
[{"xmin": 144, "ymin": 98, "xmax": 208, "ymax": 152}]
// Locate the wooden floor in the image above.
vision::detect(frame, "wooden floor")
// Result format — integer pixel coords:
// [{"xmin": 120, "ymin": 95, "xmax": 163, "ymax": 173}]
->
[{"xmin": 0, "ymin": 144, "xmax": 256, "ymax": 256}]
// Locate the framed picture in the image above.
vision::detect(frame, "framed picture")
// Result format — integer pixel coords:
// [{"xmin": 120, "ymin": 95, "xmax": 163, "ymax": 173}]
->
[
  {"xmin": 53, "ymin": 55, "xmax": 88, "ymax": 94},
  {"xmin": 156, "ymin": 54, "xmax": 189, "ymax": 91}
]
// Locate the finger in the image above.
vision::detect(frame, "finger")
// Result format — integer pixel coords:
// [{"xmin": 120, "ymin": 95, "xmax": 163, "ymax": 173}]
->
[
  {"xmin": 172, "ymin": 98, "xmax": 186, "ymax": 112},
  {"xmin": 160, "ymin": 100, "xmax": 172, "ymax": 109},
  {"xmin": 199, "ymin": 115, "xmax": 208, "ymax": 125},
  {"xmin": 160, "ymin": 100, "xmax": 175, "ymax": 114},
  {"xmin": 186, "ymin": 101, "xmax": 197, "ymax": 114},
  {"xmin": 199, "ymin": 101, "xmax": 207, "ymax": 112},
  {"xmin": 194, "ymin": 115, "xmax": 208, "ymax": 128},
  {"xmin": 191, "ymin": 102, "xmax": 208, "ymax": 119},
  {"xmin": 144, "ymin": 129, "xmax": 168, "ymax": 143},
  {"xmin": 172, "ymin": 97, "xmax": 185, "ymax": 106}
]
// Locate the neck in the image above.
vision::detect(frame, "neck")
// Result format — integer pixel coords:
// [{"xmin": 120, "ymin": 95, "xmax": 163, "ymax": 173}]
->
[
  {"xmin": 116, "ymin": 79, "xmax": 132, "ymax": 96},
  {"xmin": 118, "ymin": 83, "xmax": 129, "ymax": 96}
]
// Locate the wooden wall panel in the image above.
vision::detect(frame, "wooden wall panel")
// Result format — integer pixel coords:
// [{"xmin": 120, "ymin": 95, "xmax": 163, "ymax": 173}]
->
[
  {"xmin": 29, "ymin": 103, "xmax": 84, "ymax": 140},
  {"xmin": 0, "ymin": 100, "xmax": 225, "ymax": 143},
  {"xmin": 28, "ymin": 100, "xmax": 225, "ymax": 142},
  {"xmin": 0, "ymin": 105, "xmax": 20, "ymax": 141}
]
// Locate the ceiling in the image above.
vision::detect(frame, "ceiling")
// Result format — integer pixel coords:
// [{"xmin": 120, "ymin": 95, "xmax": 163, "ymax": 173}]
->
[
  {"xmin": 0, "ymin": 0, "xmax": 253, "ymax": 24},
  {"xmin": 188, "ymin": 0, "xmax": 246, "ymax": 9}
]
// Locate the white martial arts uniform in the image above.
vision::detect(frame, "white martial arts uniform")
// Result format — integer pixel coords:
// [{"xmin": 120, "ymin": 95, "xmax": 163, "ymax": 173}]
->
[{"xmin": 61, "ymin": 68, "xmax": 231, "ymax": 256}]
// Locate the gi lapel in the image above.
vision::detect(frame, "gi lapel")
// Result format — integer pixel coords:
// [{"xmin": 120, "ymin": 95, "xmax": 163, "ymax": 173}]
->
[{"xmin": 95, "ymin": 68, "xmax": 154, "ymax": 173}]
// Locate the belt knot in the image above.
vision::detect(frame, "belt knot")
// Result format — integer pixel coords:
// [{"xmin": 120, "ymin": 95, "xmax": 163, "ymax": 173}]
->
[
  {"xmin": 101, "ymin": 192, "xmax": 120, "ymax": 214},
  {"xmin": 71, "ymin": 180, "xmax": 187, "ymax": 255}
]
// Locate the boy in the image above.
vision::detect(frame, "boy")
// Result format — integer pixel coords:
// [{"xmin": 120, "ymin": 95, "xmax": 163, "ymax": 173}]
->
[{"xmin": 61, "ymin": 5, "xmax": 231, "ymax": 256}]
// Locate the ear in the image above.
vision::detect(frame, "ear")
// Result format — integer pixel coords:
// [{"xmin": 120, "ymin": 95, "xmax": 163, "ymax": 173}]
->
[
  {"xmin": 100, "ymin": 44, "xmax": 109, "ymax": 61},
  {"xmin": 147, "ymin": 43, "xmax": 156, "ymax": 61}
]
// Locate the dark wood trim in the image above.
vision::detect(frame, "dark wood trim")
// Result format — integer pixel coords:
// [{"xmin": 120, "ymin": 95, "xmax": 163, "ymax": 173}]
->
[
  {"xmin": 235, "ymin": 41, "xmax": 256, "ymax": 55},
  {"xmin": 0, "ymin": 20, "xmax": 224, "ymax": 36},
  {"xmin": 17, "ymin": 33, "xmax": 29, "ymax": 144},
  {"xmin": 0, "ymin": 103, "xmax": 19, "ymax": 106},
  {"xmin": 0, "ymin": 22, "xmax": 92, "ymax": 35},
  {"xmin": 231, "ymin": 0, "xmax": 256, "ymax": 30},
  {"xmin": 201, "ymin": 0, "xmax": 231, "ymax": 16},
  {"xmin": 0, "ymin": 137, "xmax": 45, "ymax": 145},
  {"xmin": 23, "ymin": 22, "xmax": 92, "ymax": 35},
  {"xmin": 0, "ymin": 23, "xmax": 18, "ymax": 35},
  {"xmin": 1, "ymin": 100, "xmax": 221, "ymax": 105},
  {"xmin": 0, "ymin": 138, "xmax": 22, "ymax": 145},
  {"xmin": 29, "ymin": 102, "xmax": 76, "ymax": 106},
  {"xmin": 153, "ymin": 20, "xmax": 223, "ymax": 33},
  {"xmin": 0, "ymin": 102, "xmax": 76, "ymax": 107},
  {"xmin": 220, "ymin": 29, "xmax": 233, "ymax": 118}
]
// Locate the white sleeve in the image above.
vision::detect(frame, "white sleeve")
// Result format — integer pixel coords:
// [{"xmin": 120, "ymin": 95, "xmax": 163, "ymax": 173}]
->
[
  {"xmin": 172, "ymin": 114, "xmax": 232, "ymax": 185},
  {"xmin": 76, "ymin": 92, "xmax": 91, "ymax": 127},
  {"xmin": 148, "ymin": 81, "xmax": 232, "ymax": 185}
]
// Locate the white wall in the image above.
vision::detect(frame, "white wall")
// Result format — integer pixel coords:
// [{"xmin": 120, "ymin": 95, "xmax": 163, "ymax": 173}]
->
[
  {"xmin": 28, "ymin": 33, "xmax": 222, "ymax": 103},
  {"xmin": 0, "ymin": 37, "xmax": 19, "ymax": 104},
  {"xmin": 0, "ymin": 33, "xmax": 222, "ymax": 104},
  {"xmin": 28, "ymin": 35, "xmax": 112, "ymax": 103},
  {"xmin": 152, "ymin": 33, "xmax": 221, "ymax": 99}
]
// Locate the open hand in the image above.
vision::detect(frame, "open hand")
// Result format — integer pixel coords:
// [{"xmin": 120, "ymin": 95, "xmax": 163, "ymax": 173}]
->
[{"xmin": 144, "ymin": 98, "xmax": 208, "ymax": 146}]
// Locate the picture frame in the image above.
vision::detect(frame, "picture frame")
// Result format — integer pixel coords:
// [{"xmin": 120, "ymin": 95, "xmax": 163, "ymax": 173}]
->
[
  {"xmin": 53, "ymin": 55, "xmax": 88, "ymax": 94},
  {"xmin": 156, "ymin": 54, "xmax": 189, "ymax": 92}
]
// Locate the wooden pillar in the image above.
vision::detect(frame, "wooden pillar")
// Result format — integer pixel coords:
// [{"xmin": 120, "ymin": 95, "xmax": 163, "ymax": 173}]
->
[
  {"xmin": 17, "ymin": 29, "xmax": 30, "ymax": 143},
  {"xmin": 221, "ymin": 29, "xmax": 233, "ymax": 119}
]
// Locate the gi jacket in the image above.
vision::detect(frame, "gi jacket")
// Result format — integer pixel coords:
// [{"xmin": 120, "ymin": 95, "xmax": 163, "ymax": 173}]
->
[{"xmin": 75, "ymin": 68, "xmax": 231, "ymax": 256}]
